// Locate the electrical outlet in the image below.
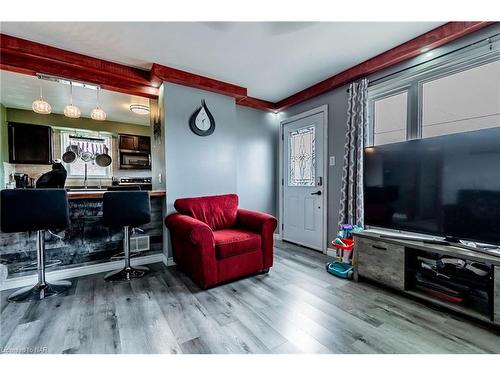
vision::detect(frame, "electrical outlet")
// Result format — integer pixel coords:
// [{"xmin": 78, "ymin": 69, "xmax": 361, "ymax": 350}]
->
[{"xmin": 329, "ymin": 156, "xmax": 336, "ymax": 166}]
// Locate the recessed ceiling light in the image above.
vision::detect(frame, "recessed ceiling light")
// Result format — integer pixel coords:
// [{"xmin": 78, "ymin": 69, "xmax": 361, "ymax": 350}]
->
[{"xmin": 130, "ymin": 104, "xmax": 150, "ymax": 115}]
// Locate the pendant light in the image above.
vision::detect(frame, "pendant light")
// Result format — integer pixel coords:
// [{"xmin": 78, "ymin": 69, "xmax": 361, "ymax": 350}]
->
[
  {"xmin": 90, "ymin": 87, "xmax": 106, "ymax": 121},
  {"xmin": 64, "ymin": 82, "xmax": 81, "ymax": 119},
  {"xmin": 32, "ymin": 81, "xmax": 52, "ymax": 115}
]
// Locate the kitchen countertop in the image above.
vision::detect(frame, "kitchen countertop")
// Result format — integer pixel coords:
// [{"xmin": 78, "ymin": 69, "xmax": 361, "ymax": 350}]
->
[{"xmin": 67, "ymin": 190, "xmax": 166, "ymax": 200}]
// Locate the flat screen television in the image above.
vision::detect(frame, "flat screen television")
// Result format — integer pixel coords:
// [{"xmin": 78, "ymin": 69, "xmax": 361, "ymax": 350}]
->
[
  {"xmin": 364, "ymin": 127, "xmax": 500, "ymax": 245},
  {"xmin": 8, "ymin": 122, "xmax": 53, "ymax": 164}
]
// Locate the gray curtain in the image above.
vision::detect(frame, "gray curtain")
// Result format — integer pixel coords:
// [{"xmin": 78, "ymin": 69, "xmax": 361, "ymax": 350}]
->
[{"xmin": 338, "ymin": 79, "xmax": 368, "ymax": 229}]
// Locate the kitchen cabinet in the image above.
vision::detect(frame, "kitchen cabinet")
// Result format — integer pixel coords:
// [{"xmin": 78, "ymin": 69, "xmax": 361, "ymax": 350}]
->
[
  {"xmin": 119, "ymin": 134, "xmax": 151, "ymax": 170},
  {"xmin": 119, "ymin": 134, "xmax": 151, "ymax": 152}
]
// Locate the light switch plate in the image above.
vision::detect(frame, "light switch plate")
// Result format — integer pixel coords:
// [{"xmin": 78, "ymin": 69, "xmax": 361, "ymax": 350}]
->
[{"xmin": 329, "ymin": 156, "xmax": 336, "ymax": 166}]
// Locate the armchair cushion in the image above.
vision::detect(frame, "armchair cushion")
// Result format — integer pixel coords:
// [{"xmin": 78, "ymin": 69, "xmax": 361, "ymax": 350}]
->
[
  {"xmin": 174, "ymin": 194, "xmax": 239, "ymax": 230},
  {"xmin": 214, "ymin": 229, "xmax": 261, "ymax": 259}
]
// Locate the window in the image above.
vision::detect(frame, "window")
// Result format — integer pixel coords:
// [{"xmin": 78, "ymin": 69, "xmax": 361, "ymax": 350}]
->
[
  {"xmin": 372, "ymin": 91, "xmax": 408, "ymax": 145},
  {"xmin": 422, "ymin": 59, "xmax": 500, "ymax": 138},
  {"xmin": 61, "ymin": 132, "xmax": 112, "ymax": 178},
  {"xmin": 289, "ymin": 126, "xmax": 315, "ymax": 186},
  {"xmin": 368, "ymin": 37, "xmax": 500, "ymax": 146}
]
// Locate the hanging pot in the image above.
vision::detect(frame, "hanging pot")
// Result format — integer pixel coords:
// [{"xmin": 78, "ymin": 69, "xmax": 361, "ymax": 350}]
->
[
  {"xmin": 62, "ymin": 145, "xmax": 77, "ymax": 164},
  {"xmin": 69, "ymin": 143, "xmax": 80, "ymax": 156},
  {"xmin": 95, "ymin": 143, "xmax": 112, "ymax": 167}
]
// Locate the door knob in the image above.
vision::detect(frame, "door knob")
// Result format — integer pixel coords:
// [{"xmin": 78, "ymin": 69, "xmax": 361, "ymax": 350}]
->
[{"xmin": 311, "ymin": 191, "xmax": 322, "ymax": 196}]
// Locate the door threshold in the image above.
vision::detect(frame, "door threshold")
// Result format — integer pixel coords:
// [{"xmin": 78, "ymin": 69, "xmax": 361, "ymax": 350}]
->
[{"xmin": 282, "ymin": 239, "xmax": 323, "ymax": 253}]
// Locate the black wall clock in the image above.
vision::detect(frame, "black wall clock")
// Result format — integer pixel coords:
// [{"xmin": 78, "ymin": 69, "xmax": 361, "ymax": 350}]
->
[{"xmin": 189, "ymin": 99, "xmax": 216, "ymax": 136}]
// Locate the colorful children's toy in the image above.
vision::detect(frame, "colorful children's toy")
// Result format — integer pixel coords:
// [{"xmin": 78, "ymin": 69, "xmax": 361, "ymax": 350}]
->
[
  {"xmin": 326, "ymin": 223, "xmax": 363, "ymax": 280},
  {"xmin": 326, "ymin": 261, "xmax": 354, "ymax": 279}
]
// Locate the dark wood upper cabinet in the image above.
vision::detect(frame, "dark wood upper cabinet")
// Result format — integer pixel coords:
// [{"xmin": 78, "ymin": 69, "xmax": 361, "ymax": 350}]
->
[
  {"xmin": 8, "ymin": 122, "xmax": 53, "ymax": 164},
  {"xmin": 137, "ymin": 136, "xmax": 151, "ymax": 152},
  {"xmin": 119, "ymin": 135, "xmax": 135, "ymax": 150},
  {"xmin": 119, "ymin": 134, "xmax": 150, "ymax": 152}
]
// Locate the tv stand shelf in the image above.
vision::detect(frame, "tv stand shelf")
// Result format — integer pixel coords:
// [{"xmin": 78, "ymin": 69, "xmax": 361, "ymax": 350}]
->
[{"xmin": 353, "ymin": 231, "xmax": 500, "ymax": 327}]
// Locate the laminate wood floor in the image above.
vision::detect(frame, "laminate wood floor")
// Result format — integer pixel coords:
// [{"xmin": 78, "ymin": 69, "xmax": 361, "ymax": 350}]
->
[{"xmin": 1, "ymin": 241, "xmax": 499, "ymax": 354}]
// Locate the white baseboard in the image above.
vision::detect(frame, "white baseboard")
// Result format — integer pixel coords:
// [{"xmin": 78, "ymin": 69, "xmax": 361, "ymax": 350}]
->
[
  {"xmin": 326, "ymin": 247, "xmax": 338, "ymax": 258},
  {"xmin": 0, "ymin": 253, "xmax": 166, "ymax": 291},
  {"xmin": 162, "ymin": 254, "xmax": 176, "ymax": 266}
]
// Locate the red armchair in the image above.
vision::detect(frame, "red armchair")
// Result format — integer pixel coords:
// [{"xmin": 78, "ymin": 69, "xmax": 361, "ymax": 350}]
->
[{"xmin": 165, "ymin": 194, "xmax": 277, "ymax": 289}]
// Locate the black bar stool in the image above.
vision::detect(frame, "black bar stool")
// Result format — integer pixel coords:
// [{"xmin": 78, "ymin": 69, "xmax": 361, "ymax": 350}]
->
[
  {"xmin": 103, "ymin": 191, "xmax": 151, "ymax": 281},
  {"xmin": 1, "ymin": 189, "xmax": 71, "ymax": 302}
]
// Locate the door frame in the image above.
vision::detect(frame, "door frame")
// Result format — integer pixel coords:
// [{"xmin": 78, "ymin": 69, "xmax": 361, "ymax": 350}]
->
[{"xmin": 278, "ymin": 105, "xmax": 329, "ymax": 253}]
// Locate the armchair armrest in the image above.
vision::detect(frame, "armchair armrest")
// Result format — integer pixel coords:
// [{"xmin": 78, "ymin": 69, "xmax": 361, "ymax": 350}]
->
[
  {"xmin": 165, "ymin": 213, "xmax": 214, "ymax": 246},
  {"xmin": 237, "ymin": 209, "xmax": 277, "ymax": 269},
  {"xmin": 237, "ymin": 209, "xmax": 277, "ymax": 233},
  {"xmin": 165, "ymin": 213, "xmax": 217, "ymax": 288}
]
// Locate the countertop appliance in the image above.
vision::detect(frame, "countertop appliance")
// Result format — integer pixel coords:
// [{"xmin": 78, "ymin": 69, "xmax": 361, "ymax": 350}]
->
[
  {"xmin": 113, "ymin": 177, "xmax": 152, "ymax": 191},
  {"xmin": 14, "ymin": 173, "xmax": 33, "ymax": 188}
]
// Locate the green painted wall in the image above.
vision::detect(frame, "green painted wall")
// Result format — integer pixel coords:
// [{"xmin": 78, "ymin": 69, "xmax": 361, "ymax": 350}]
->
[
  {"xmin": 0, "ymin": 104, "xmax": 8, "ymax": 188},
  {"xmin": 5, "ymin": 108, "xmax": 150, "ymax": 136}
]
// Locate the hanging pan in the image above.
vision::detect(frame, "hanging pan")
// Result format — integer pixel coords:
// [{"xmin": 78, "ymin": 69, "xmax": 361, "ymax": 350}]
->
[
  {"xmin": 95, "ymin": 144, "xmax": 112, "ymax": 167},
  {"xmin": 62, "ymin": 143, "xmax": 78, "ymax": 164}
]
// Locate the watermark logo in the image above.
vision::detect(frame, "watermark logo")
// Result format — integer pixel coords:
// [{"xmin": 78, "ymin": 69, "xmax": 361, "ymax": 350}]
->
[{"xmin": 0, "ymin": 346, "xmax": 48, "ymax": 354}]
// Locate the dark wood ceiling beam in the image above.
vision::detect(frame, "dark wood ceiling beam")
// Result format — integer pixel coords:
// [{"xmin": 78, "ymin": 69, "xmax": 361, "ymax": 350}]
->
[
  {"xmin": 0, "ymin": 33, "xmax": 158, "ymax": 98},
  {"xmin": 274, "ymin": 22, "xmax": 494, "ymax": 112},
  {"xmin": 235, "ymin": 96, "xmax": 275, "ymax": 112},
  {"xmin": 150, "ymin": 63, "xmax": 247, "ymax": 99}
]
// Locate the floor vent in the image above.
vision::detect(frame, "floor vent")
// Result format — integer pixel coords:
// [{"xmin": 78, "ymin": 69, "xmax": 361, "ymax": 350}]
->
[{"xmin": 130, "ymin": 235, "xmax": 150, "ymax": 252}]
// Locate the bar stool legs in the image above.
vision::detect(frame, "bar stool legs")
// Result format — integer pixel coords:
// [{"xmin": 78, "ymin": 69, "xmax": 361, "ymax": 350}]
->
[
  {"xmin": 8, "ymin": 230, "xmax": 72, "ymax": 303},
  {"xmin": 104, "ymin": 226, "xmax": 149, "ymax": 282}
]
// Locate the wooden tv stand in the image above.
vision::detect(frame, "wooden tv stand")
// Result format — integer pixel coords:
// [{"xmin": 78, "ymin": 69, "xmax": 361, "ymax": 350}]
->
[{"xmin": 353, "ymin": 231, "xmax": 500, "ymax": 327}]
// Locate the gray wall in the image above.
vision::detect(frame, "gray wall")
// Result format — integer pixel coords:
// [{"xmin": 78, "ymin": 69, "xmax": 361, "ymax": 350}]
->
[
  {"xmin": 235, "ymin": 106, "xmax": 278, "ymax": 216},
  {"xmin": 280, "ymin": 85, "xmax": 350, "ymax": 244},
  {"xmin": 163, "ymin": 82, "xmax": 278, "ymax": 257}
]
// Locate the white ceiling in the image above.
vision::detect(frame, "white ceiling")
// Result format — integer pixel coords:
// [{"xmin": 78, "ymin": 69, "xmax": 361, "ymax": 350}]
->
[
  {"xmin": 0, "ymin": 22, "xmax": 445, "ymax": 102},
  {"xmin": 0, "ymin": 70, "xmax": 150, "ymax": 125}
]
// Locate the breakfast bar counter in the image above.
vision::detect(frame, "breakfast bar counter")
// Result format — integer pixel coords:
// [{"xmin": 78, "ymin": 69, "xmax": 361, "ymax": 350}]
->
[
  {"xmin": 67, "ymin": 190, "xmax": 167, "ymax": 200},
  {"xmin": 0, "ymin": 190, "xmax": 166, "ymax": 282}
]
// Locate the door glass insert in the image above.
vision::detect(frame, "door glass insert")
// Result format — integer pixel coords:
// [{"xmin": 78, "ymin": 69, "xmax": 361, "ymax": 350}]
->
[{"xmin": 289, "ymin": 125, "xmax": 315, "ymax": 186}]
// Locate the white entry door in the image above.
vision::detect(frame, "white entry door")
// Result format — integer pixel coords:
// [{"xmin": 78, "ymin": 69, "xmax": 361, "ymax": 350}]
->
[{"xmin": 282, "ymin": 111, "xmax": 325, "ymax": 251}]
